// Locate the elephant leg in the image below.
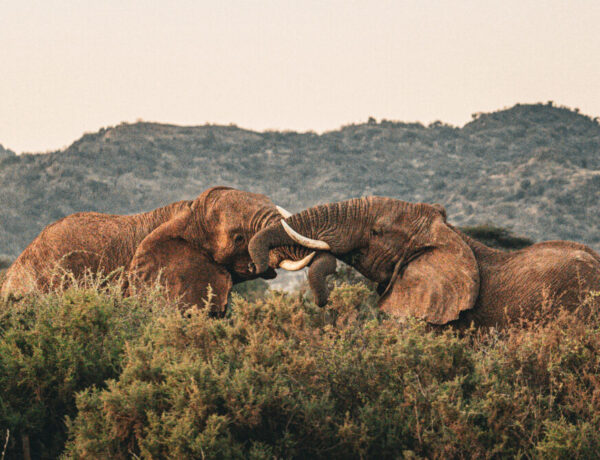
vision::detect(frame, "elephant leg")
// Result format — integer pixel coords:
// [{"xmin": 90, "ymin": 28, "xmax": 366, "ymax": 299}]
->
[{"xmin": 308, "ymin": 252, "xmax": 337, "ymax": 307}]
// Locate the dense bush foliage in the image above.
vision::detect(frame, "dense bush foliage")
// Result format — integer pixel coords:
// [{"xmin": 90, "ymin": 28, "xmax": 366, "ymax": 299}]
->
[
  {"xmin": 0, "ymin": 281, "xmax": 162, "ymax": 459},
  {"xmin": 64, "ymin": 285, "xmax": 600, "ymax": 459},
  {"xmin": 1, "ymin": 277, "xmax": 599, "ymax": 458}
]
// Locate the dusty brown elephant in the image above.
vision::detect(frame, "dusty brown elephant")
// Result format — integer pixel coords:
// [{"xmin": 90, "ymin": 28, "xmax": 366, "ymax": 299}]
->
[
  {"xmin": 1, "ymin": 186, "xmax": 332, "ymax": 315},
  {"xmin": 249, "ymin": 197, "xmax": 600, "ymax": 328}
]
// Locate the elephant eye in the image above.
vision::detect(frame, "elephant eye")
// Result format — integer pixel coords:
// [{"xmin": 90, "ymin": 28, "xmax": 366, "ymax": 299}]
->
[
  {"xmin": 370, "ymin": 227, "xmax": 382, "ymax": 237},
  {"xmin": 234, "ymin": 234, "xmax": 245, "ymax": 246}
]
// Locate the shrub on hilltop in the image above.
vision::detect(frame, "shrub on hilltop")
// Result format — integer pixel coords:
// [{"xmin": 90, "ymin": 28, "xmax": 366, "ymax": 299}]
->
[{"xmin": 460, "ymin": 224, "xmax": 534, "ymax": 250}]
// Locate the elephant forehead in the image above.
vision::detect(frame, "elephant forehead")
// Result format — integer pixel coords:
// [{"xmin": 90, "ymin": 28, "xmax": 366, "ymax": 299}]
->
[
  {"xmin": 217, "ymin": 189, "xmax": 273, "ymax": 210},
  {"xmin": 203, "ymin": 208, "xmax": 249, "ymax": 236},
  {"xmin": 210, "ymin": 197, "xmax": 273, "ymax": 224}
]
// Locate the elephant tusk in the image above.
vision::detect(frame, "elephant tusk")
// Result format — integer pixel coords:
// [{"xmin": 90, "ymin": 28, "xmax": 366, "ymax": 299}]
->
[
  {"xmin": 276, "ymin": 205, "xmax": 292, "ymax": 218},
  {"xmin": 278, "ymin": 252, "xmax": 316, "ymax": 271},
  {"xmin": 281, "ymin": 220, "xmax": 331, "ymax": 251}
]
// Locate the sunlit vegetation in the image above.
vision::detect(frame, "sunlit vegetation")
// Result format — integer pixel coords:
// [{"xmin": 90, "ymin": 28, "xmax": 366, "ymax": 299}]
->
[{"xmin": 0, "ymin": 275, "xmax": 599, "ymax": 458}]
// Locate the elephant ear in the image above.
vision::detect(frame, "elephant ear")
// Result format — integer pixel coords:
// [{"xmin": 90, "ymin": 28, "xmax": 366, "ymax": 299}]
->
[
  {"xmin": 129, "ymin": 207, "xmax": 232, "ymax": 314},
  {"xmin": 129, "ymin": 237, "xmax": 232, "ymax": 315},
  {"xmin": 378, "ymin": 217, "xmax": 479, "ymax": 325},
  {"xmin": 135, "ymin": 206, "xmax": 194, "ymax": 250}
]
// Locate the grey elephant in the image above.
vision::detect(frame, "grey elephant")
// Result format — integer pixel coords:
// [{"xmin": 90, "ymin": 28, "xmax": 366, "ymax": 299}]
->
[
  {"xmin": 249, "ymin": 197, "xmax": 600, "ymax": 328},
  {"xmin": 1, "ymin": 186, "xmax": 333, "ymax": 315}
]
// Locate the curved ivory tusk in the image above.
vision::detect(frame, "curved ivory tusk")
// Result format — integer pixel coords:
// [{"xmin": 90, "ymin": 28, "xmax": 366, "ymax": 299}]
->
[
  {"xmin": 281, "ymin": 220, "xmax": 331, "ymax": 251},
  {"xmin": 278, "ymin": 252, "xmax": 316, "ymax": 271},
  {"xmin": 276, "ymin": 205, "xmax": 292, "ymax": 218}
]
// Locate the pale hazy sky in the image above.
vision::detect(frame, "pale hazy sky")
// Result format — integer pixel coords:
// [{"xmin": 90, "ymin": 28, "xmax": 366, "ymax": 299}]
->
[{"xmin": 1, "ymin": 1, "xmax": 599, "ymax": 153}]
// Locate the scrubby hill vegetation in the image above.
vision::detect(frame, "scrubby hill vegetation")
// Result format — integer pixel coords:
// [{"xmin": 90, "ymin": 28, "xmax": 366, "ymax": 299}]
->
[
  {"xmin": 1, "ymin": 103, "xmax": 599, "ymax": 258},
  {"xmin": 0, "ymin": 144, "xmax": 15, "ymax": 160},
  {"xmin": 1, "ymin": 275, "xmax": 599, "ymax": 459}
]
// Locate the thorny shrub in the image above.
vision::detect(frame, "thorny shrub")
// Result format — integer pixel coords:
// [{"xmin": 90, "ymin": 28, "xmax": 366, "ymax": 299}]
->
[
  {"xmin": 1, "ymin": 270, "xmax": 599, "ymax": 459},
  {"xmin": 58, "ymin": 283, "xmax": 600, "ymax": 459},
  {"xmin": 0, "ymin": 274, "xmax": 169, "ymax": 459}
]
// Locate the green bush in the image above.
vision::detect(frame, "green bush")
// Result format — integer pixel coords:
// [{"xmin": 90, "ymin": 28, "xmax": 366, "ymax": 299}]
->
[
  {"xmin": 0, "ymin": 278, "xmax": 599, "ymax": 458},
  {"xmin": 0, "ymin": 281, "xmax": 158, "ymax": 459},
  {"xmin": 63, "ymin": 284, "xmax": 600, "ymax": 459}
]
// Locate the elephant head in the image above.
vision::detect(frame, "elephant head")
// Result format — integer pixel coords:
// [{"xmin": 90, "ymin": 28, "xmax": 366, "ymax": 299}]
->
[
  {"xmin": 249, "ymin": 197, "xmax": 480, "ymax": 324},
  {"xmin": 128, "ymin": 186, "xmax": 322, "ymax": 312}
]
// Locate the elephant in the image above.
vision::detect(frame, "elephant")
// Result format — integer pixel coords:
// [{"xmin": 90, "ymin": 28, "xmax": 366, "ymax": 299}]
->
[
  {"xmin": 1, "ymin": 186, "xmax": 334, "ymax": 315},
  {"xmin": 249, "ymin": 196, "xmax": 600, "ymax": 328}
]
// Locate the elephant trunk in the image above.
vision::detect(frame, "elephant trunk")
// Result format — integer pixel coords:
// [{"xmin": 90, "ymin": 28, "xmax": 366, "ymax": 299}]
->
[
  {"xmin": 248, "ymin": 204, "xmax": 320, "ymax": 273},
  {"xmin": 249, "ymin": 198, "xmax": 376, "ymax": 307},
  {"xmin": 248, "ymin": 223, "xmax": 298, "ymax": 274},
  {"xmin": 249, "ymin": 198, "xmax": 370, "ymax": 274}
]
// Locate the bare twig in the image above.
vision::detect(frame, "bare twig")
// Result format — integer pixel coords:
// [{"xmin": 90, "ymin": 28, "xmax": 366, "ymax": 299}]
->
[{"xmin": 1, "ymin": 429, "xmax": 9, "ymax": 460}]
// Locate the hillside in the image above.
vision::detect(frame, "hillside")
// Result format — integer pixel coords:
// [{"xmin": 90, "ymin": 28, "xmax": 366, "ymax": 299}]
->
[{"xmin": 1, "ymin": 102, "xmax": 600, "ymax": 257}]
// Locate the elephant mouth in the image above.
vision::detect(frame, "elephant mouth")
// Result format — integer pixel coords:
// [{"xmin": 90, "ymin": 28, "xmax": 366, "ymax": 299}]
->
[
  {"xmin": 341, "ymin": 250, "xmax": 363, "ymax": 268},
  {"xmin": 231, "ymin": 267, "xmax": 276, "ymax": 283},
  {"xmin": 340, "ymin": 250, "xmax": 374, "ymax": 278}
]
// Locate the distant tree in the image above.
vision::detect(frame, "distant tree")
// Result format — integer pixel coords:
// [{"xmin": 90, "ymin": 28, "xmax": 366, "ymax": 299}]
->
[
  {"xmin": 0, "ymin": 256, "xmax": 12, "ymax": 269},
  {"xmin": 461, "ymin": 224, "xmax": 534, "ymax": 250}
]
